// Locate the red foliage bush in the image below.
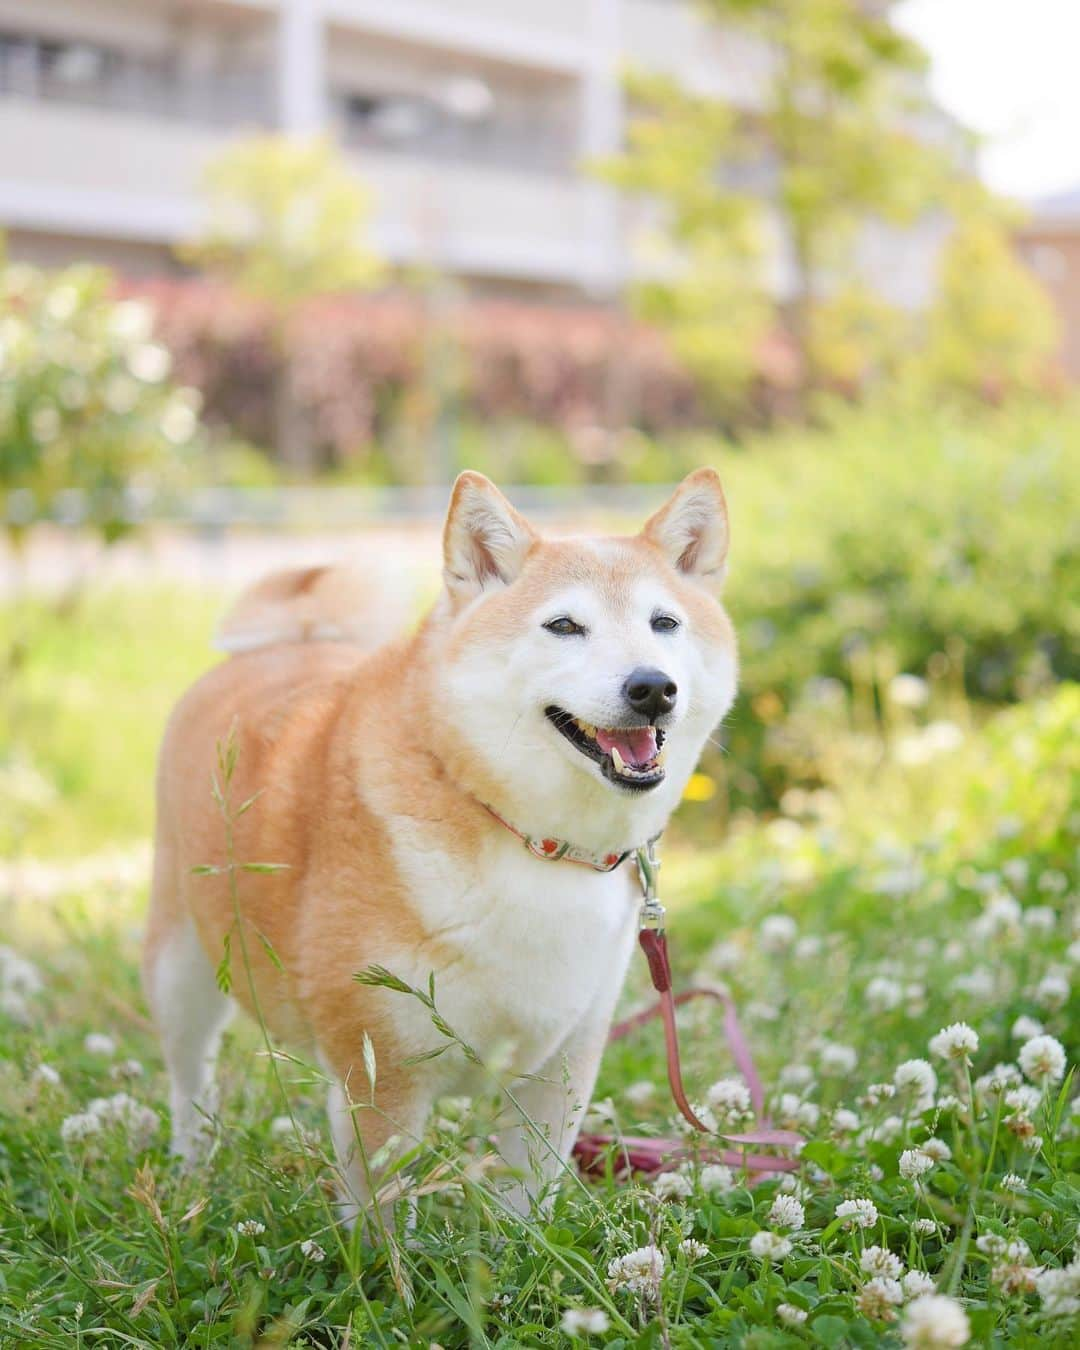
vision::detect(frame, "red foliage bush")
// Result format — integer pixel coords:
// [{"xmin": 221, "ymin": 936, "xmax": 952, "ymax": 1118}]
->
[{"xmin": 121, "ymin": 279, "xmax": 793, "ymax": 464}]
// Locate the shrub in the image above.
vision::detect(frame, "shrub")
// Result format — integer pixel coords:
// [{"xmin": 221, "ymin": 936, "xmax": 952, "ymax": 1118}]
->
[
  {"xmin": 125, "ymin": 279, "xmax": 716, "ymax": 467},
  {"xmin": 1, "ymin": 258, "xmax": 203, "ymax": 543},
  {"xmin": 701, "ymin": 399, "xmax": 1080, "ymax": 810}
]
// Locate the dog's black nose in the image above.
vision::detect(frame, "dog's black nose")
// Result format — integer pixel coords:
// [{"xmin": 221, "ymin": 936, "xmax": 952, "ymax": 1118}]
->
[{"xmin": 623, "ymin": 667, "xmax": 677, "ymax": 721}]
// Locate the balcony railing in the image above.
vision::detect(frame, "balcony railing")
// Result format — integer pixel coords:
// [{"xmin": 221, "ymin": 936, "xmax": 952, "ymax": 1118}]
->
[
  {"xmin": 0, "ymin": 32, "xmax": 273, "ymax": 129},
  {"xmin": 334, "ymin": 90, "xmax": 577, "ymax": 176}
]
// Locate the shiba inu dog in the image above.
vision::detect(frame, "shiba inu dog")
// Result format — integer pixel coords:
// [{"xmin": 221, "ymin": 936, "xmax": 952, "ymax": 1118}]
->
[{"xmin": 143, "ymin": 469, "xmax": 737, "ymax": 1219}]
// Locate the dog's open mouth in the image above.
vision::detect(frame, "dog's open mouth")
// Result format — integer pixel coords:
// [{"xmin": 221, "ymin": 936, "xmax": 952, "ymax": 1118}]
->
[{"xmin": 545, "ymin": 706, "xmax": 667, "ymax": 790}]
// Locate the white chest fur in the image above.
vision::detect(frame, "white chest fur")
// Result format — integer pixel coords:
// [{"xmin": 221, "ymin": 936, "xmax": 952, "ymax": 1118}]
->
[{"xmin": 381, "ymin": 822, "xmax": 640, "ymax": 1082}]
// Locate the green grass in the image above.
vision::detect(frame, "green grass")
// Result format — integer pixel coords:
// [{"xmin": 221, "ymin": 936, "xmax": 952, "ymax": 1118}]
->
[
  {"xmin": 1, "ymin": 673, "xmax": 1078, "ymax": 1345},
  {"xmin": 2, "ymin": 397, "xmax": 1079, "ymax": 1344},
  {"xmin": 0, "ymin": 587, "xmax": 219, "ymax": 857}
]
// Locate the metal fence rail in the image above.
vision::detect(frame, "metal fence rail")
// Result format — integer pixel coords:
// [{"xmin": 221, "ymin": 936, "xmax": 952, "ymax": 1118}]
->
[{"xmin": 12, "ymin": 482, "xmax": 682, "ymax": 531}]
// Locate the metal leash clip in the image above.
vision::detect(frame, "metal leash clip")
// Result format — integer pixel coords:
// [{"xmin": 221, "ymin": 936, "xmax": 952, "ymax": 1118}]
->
[{"xmin": 635, "ymin": 836, "xmax": 666, "ymax": 932}]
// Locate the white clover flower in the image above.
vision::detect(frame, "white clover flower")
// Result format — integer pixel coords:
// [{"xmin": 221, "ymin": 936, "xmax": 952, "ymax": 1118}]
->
[
  {"xmin": 704, "ymin": 1077, "xmax": 753, "ymax": 1124},
  {"xmin": 1036, "ymin": 1255, "xmax": 1080, "ymax": 1318},
  {"xmin": 836, "ymin": 1197, "xmax": 878, "ymax": 1229},
  {"xmin": 0, "ymin": 946, "xmax": 44, "ymax": 996},
  {"xmin": 1004, "ymin": 1085, "xmax": 1041, "ymax": 1116},
  {"xmin": 900, "ymin": 1149, "xmax": 935, "ymax": 1180},
  {"xmin": 0, "ymin": 989, "xmax": 29, "ymax": 1023},
  {"xmin": 237, "ymin": 1219, "xmax": 266, "ymax": 1237},
  {"xmin": 607, "ymin": 1245, "xmax": 665, "ymax": 1297},
  {"xmin": 704, "ymin": 939, "xmax": 742, "ymax": 971},
  {"xmin": 911, "ymin": 1219, "xmax": 938, "ymax": 1236},
  {"xmin": 1023, "ymin": 906, "xmax": 1056, "ymax": 933},
  {"xmin": 32, "ymin": 1063, "xmax": 61, "ymax": 1087},
  {"xmin": 699, "ymin": 1163, "xmax": 735, "ymax": 1196},
  {"xmin": 858, "ymin": 1277, "xmax": 904, "ymax": 1320},
  {"xmin": 749, "ymin": 1231, "xmax": 791, "ymax": 1262},
  {"xmin": 1011, "ymin": 1015, "xmax": 1044, "ymax": 1041},
  {"xmin": 653, "ymin": 1170, "xmax": 693, "ymax": 1201},
  {"xmin": 299, "ymin": 1238, "xmax": 325, "ymax": 1263},
  {"xmin": 561, "ymin": 1308, "xmax": 610, "ymax": 1335},
  {"xmin": 768, "ymin": 1194, "xmax": 805, "ymax": 1231},
  {"xmin": 1018, "ymin": 1034, "xmax": 1067, "ymax": 1085},
  {"xmin": 109, "ymin": 1058, "xmax": 145, "ymax": 1082},
  {"xmin": 861, "ymin": 1245, "xmax": 904, "ymax": 1280},
  {"xmin": 778, "ymin": 1063, "xmax": 815, "ymax": 1087},
  {"xmin": 868, "ymin": 1114, "xmax": 904, "ymax": 1145},
  {"xmin": 920, "ymin": 1138, "xmax": 952, "ymax": 1163},
  {"xmin": 866, "ymin": 976, "xmax": 904, "ymax": 1012},
  {"xmin": 903, "ymin": 1271, "xmax": 937, "ymax": 1298},
  {"xmin": 832, "ymin": 1108, "xmax": 860, "ymax": 1134},
  {"xmin": 1001, "ymin": 858, "xmax": 1029, "ymax": 887},
  {"xmin": 819, "ymin": 1042, "xmax": 858, "ymax": 1076},
  {"xmin": 759, "ymin": 914, "xmax": 797, "ymax": 953},
  {"xmin": 60, "ymin": 1111, "xmax": 102, "ymax": 1144},
  {"xmin": 1000, "ymin": 1173, "xmax": 1025, "ymax": 1192},
  {"xmin": 868, "ymin": 1164, "xmax": 885, "ymax": 1182},
  {"xmin": 1020, "ymin": 1132, "xmax": 1044, "ymax": 1153},
  {"xmin": 83, "ymin": 1032, "xmax": 117, "ymax": 1057},
  {"xmin": 974, "ymin": 892, "xmax": 1021, "ymax": 939},
  {"xmin": 894, "ymin": 1059, "xmax": 937, "ymax": 1109},
  {"xmin": 974, "ymin": 1062, "xmax": 1021, "ymax": 1098},
  {"xmin": 865, "ymin": 1083, "xmax": 897, "ymax": 1105},
  {"xmin": 975, "ymin": 1234, "xmax": 1007, "ymax": 1257},
  {"xmin": 928, "ymin": 1023, "xmax": 979, "ymax": 1063},
  {"xmin": 888, "ymin": 674, "xmax": 930, "ymax": 709},
  {"xmin": 677, "ymin": 1102, "xmax": 719, "ymax": 1136},
  {"xmin": 1038, "ymin": 870, "xmax": 1069, "ymax": 895},
  {"xmin": 86, "ymin": 1093, "xmax": 159, "ymax": 1151},
  {"xmin": 1067, "ymin": 939, "xmax": 1080, "ymax": 964},
  {"xmin": 1034, "ymin": 972, "xmax": 1070, "ymax": 1010},
  {"xmin": 778, "ymin": 1094, "xmax": 821, "ymax": 1130},
  {"xmin": 900, "ymin": 1293, "xmax": 971, "ymax": 1347},
  {"xmin": 951, "ymin": 968, "xmax": 996, "ymax": 1001},
  {"xmin": 678, "ymin": 1238, "xmax": 709, "ymax": 1262},
  {"xmin": 624, "ymin": 1080, "xmax": 656, "ymax": 1106},
  {"xmin": 777, "ymin": 1302, "xmax": 808, "ymax": 1325}
]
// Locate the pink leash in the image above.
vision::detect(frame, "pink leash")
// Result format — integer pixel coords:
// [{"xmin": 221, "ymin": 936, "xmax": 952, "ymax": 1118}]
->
[{"xmin": 572, "ymin": 843, "xmax": 801, "ymax": 1179}]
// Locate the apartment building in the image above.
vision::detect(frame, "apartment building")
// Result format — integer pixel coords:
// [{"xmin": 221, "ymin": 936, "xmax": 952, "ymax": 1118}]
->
[
  {"xmin": 0, "ymin": 0, "xmax": 951, "ymax": 306},
  {"xmin": 1015, "ymin": 189, "xmax": 1080, "ymax": 379}
]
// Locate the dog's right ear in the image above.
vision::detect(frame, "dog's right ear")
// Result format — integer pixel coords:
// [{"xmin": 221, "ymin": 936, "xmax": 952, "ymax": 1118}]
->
[{"xmin": 443, "ymin": 472, "xmax": 536, "ymax": 598}]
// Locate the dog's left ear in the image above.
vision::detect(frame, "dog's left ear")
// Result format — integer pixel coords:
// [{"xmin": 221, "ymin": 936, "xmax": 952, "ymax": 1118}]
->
[
  {"xmin": 641, "ymin": 468, "xmax": 729, "ymax": 582},
  {"xmin": 443, "ymin": 472, "xmax": 537, "ymax": 597}
]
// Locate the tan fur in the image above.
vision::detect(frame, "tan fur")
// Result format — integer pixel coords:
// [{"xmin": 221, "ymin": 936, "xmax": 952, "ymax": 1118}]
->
[
  {"xmin": 144, "ymin": 471, "xmax": 736, "ymax": 1217},
  {"xmin": 214, "ymin": 562, "xmax": 407, "ymax": 654}
]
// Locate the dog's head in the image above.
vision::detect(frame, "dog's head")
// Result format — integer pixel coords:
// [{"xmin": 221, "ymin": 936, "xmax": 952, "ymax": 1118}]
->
[{"xmin": 426, "ymin": 471, "xmax": 737, "ymax": 852}]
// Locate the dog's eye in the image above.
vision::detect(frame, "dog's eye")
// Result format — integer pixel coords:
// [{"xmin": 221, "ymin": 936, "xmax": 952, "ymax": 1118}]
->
[
  {"xmin": 651, "ymin": 613, "xmax": 680, "ymax": 633},
  {"xmin": 543, "ymin": 616, "xmax": 586, "ymax": 637}
]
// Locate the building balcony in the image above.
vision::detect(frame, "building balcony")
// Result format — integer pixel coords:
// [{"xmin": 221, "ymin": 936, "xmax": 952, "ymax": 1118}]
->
[{"xmin": 0, "ymin": 97, "xmax": 602, "ymax": 287}]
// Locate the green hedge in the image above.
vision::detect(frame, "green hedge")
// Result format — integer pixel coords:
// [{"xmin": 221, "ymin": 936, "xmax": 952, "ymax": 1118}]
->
[{"xmin": 706, "ymin": 399, "xmax": 1080, "ymax": 809}]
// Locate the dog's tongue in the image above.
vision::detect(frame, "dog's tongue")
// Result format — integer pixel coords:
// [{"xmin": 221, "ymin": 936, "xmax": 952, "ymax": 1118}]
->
[{"xmin": 595, "ymin": 725, "xmax": 658, "ymax": 768}]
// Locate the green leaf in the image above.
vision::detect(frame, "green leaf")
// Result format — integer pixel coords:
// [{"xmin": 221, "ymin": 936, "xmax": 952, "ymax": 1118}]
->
[
  {"xmin": 256, "ymin": 929, "xmax": 285, "ymax": 972},
  {"xmin": 810, "ymin": 1314, "xmax": 852, "ymax": 1347}
]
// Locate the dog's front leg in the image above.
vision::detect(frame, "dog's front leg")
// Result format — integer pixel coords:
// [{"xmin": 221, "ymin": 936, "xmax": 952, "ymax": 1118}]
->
[
  {"xmin": 493, "ymin": 999, "xmax": 618, "ymax": 1217},
  {"xmin": 327, "ymin": 1078, "xmax": 432, "ymax": 1233}
]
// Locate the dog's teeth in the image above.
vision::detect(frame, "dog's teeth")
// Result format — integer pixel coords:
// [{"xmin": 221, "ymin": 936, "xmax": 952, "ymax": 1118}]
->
[
  {"xmin": 611, "ymin": 745, "xmax": 626, "ymax": 774},
  {"xmin": 656, "ymin": 745, "xmax": 667, "ymax": 767}
]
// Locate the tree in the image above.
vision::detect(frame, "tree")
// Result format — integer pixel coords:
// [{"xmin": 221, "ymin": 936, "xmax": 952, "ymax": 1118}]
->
[
  {"xmin": 604, "ymin": 0, "xmax": 953, "ymax": 413},
  {"xmin": 916, "ymin": 214, "xmax": 1060, "ymax": 400},
  {"xmin": 182, "ymin": 135, "xmax": 383, "ymax": 471}
]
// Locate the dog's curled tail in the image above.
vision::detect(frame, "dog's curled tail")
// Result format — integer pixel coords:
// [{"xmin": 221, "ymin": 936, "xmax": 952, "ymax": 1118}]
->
[{"xmin": 213, "ymin": 563, "xmax": 410, "ymax": 655}]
